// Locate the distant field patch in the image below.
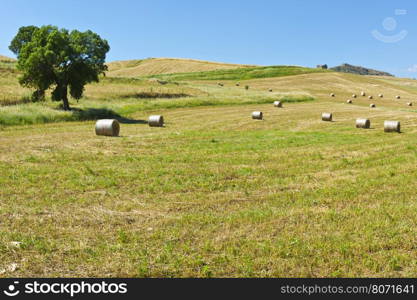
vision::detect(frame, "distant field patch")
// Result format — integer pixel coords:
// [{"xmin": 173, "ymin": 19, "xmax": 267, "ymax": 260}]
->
[{"xmin": 149, "ymin": 66, "xmax": 329, "ymax": 81}]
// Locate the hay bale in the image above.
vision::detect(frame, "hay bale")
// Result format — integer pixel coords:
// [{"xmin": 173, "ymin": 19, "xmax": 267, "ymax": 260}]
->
[
  {"xmin": 245, "ymin": 85, "xmax": 249, "ymax": 90},
  {"xmin": 95, "ymin": 119, "xmax": 120, "ymax": 137},
  {"xmin": 379, "ymin": 94, "xmax": 383, "ymax": 98},
  {"xmin": 269, "ymin": 88, "xmax": 273, "ymax": 92},
  {"xmin": 148, "ymin": 115, "xmax": 164, "ymax": 127},
  {"xmin": 370, "ymin": 103, "xmax": 376, "ymax": 108},
  {"xmin": 330, "ymin": 93, "xmax": 335, "ymax": 97},
  {"xmin": 236, "ymin": 83, "xmax": 240, "ymax": 86},
  {"xmin": 218, "ymin": 83, "xmax": 224, "ymax": 87},
  {"xmin": 384, "ymin": 121, "xmax": 401, "ymax": 133},
  {"xmin": 356, "ymin": 118, "xmax": 371, "ymax": 129},
  {"xmin": 322, "ymin": 112, "xmax": 332, "ymax": 121},
  {"xmin": 346, "ymin": 99, "xmax": 352, "ymax": 104},
  {"xmin": 396, "ymin": 95, "xmax": 401, "ymax": 99},
  {"xmin": 352, "ymin": 94, "xmax": 357, "ymax": 98},
  {"xmin": 273, "ymin": 100, "xmax": 282, "ymax": 107},
  {"xmin": 361, "ymin": 91, "xmax": 366, "ymax": 96},
  {"xmin": 252, "ymin": 111, "xmax": 263, "ymax": 120},
  {"xmin": 407, "ymin": 102, "xmax": 413, "ymax": 106},
  {"xmin": 368, "ymin": 96, "xmax": 373, "ymax": 100}
]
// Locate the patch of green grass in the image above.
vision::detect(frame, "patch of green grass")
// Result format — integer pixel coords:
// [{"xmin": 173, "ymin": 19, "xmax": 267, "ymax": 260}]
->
[
  {"xmin": 0, "ymin": 95, "xmax": 314, "ymax": 127},
  {"xmin": 148, "ymin": 65, "xmax": 330, "ymax": 81}
]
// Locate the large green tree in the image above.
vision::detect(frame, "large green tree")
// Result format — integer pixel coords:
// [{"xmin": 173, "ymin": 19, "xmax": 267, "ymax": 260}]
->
[{"xmin": 9, "ymin": 25, "xmax": 110, "ymax": 110}]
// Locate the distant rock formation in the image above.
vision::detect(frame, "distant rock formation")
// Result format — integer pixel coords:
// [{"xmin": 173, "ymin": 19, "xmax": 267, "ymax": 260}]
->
[{"xmin": 331, "ymin": 63, "xmax": 393, "ymax": 77}]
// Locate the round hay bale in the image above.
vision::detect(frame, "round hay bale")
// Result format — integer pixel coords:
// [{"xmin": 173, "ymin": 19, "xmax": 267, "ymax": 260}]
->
[
  {"xmin": 148, "ymin": 115, "xmax": 164, "ymax": 127},
  {"xmin": 346, "ymin": 99, "xmax": 352, "ymax": 104},
  {"xmin": 95, "ymin": 119, "xmax": 120, "ymax": 137},
  {"xmin": 352, "ymin": 94, "xmax": 357, "ymax": 98},
  {"xmin": 396, "ymin": 95, "xmax": 401, "ymax": 99},
  {"xmin": 236, "ymin": 83, "xmax": 240, "ymax": 86},
  {"xmin": 361, "ymin": 91, "xmax": 366, "ymax": 96},
  {"xmin": 218, "ymin": 82, "xmax": 224, "ymax": 87},
  {"xmin": 384, "ymin": 121, "xmax": 401, "ymax": 133},
  {"xmin": 368, "ymin": 95, "xmax": 373, "ymax": 100},
  {"xmin": 407, "ymin": 102, "xmax": 413, "ymax": 106},
  {"xmin": 356, "ymin": 118, "xmax": 370, "ymax": 129},
  {"xmin": 252, "ymin": 111, "xmax": 263, "ymax": 120},
  {"xmin": 370, "ymin": 103, "xmax": 376, "ymax": 108},
  {"xmin": 322, "ymin": 112, "xmax": 332, "ymax": 121},
  {"xmin": 245, "ymin": 85, "xmax": 249, "ymax": 90},
  {"xmin": 269, "ymin": 88, "xmax": 273, "ymax": 92},
  {"xmin": 379, "ymin": 94, "xmax": 383, "ymax": 98},
  {"xmin": 273, "ymin": 100, "xmax": 282, "ymax": 107},
  {"xmin": 330, "ymin": 93, "xmax": 335, "ymax": 97}
]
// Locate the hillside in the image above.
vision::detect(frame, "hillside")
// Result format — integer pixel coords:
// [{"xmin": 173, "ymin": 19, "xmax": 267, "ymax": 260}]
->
[
  {"xmin": 148, "ymin": 65, "xmax": 330, "ymax": 81},
  {"xmin": 106, "ymin": 57, "xmax": 256, "ymax": 77},
  {"xmin": 331, "ymin": 63, "xmax": 394, "ymax": 77},
  {"xmin": 0, "ymin": 55, "xmax": 15, "ymax": 62}
]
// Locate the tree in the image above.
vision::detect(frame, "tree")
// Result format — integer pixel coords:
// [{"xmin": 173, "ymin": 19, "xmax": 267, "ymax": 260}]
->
[{"xmin": 9, "ymin": 25, "xmax": 110, "ymax": 110}]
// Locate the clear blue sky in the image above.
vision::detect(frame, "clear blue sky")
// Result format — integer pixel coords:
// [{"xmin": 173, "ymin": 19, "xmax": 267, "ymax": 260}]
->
[{"xmin": 1, "ymin": 0, "xmax": 416, "ymax": 77}]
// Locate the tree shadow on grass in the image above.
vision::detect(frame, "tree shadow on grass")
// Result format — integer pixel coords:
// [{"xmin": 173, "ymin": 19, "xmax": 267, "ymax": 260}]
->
[
  {"xmin": 120, "ymin": 92, "xmax": 190, "ymax": 99},
  {"xmin": 71, "ymin": 108, "xmax": 147, "ymax": 124}
]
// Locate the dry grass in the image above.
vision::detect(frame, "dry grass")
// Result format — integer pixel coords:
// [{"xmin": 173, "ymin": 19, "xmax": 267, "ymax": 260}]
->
[
  {"xmin": 0, "ymin": 100, "xmax": 416, "ymax": 277},
  {"xmin": 106, "ymin": 57, "xmax": 256, "ymax": 77},
  {"xmin": 0, "ymin": 63, "xmax": 416, "ymax": 277}
]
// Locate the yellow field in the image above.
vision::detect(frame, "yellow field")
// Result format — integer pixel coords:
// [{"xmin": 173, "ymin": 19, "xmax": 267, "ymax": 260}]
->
[{"xmin": 106, "ymin": 57, "xmax": 256, "ymax": 77}]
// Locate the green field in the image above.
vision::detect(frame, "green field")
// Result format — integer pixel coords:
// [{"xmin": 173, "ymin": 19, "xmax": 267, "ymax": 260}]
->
[{"xmin": 0, "ymin": 61, "xmax": 416, "ymax": 277}]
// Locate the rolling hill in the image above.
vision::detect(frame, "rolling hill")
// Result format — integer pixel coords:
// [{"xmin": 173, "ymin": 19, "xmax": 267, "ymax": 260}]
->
[
  {"xmin": 106, "ymin": 57, "xmax": 257, "ymax": 77},
  {"xmin": 0, "ymin": 55, "xmax": 15, "ymax": 62},
  {"xmin": 331, "ymin": 63, "xmax": 394, "ymax": 77}
]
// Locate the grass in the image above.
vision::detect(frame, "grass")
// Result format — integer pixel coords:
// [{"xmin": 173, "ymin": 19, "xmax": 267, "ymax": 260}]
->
[
  {"xmin": 0, "ymin": 63, "xmax": 416, "ymax": 277},
  {"xmin": 0, "ymin": 101, "xmax": 416, "ymax": 277},
  {"xmin": 106, "ymin": 57, "xmax": 256, "ymax": 77},
  {"xmin": 148, "ymin": 65, "xmax": 329, "ymax": 81}
]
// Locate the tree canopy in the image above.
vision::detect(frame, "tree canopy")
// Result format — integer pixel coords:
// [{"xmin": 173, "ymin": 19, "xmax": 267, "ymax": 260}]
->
[{"xmin": 9, "ymin": 25, "xmax": 110, "ymax": 110}]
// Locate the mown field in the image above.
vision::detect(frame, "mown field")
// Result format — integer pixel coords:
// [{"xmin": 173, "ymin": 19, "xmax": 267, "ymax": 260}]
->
[{"xmin": 0, "ymin": 60, "xmax": 416, "ymax": 277}]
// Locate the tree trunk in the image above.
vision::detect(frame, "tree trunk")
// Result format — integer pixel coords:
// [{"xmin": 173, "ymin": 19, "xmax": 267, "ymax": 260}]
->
[{"xmin": 62, "ymin": 85, "xmax": 70, "ymax": 111}]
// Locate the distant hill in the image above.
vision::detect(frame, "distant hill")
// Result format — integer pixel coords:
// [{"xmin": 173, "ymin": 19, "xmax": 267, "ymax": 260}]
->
[
  {"xmin": 0, "ymin": 55, "xmax": 15, "ymax": 62},
  {"xmin": 106, "ymin": 57, "xmax": 257, "ymax": 77},
  {"xmin": 331, "ymin": 63, "xmax": 394, "ymax": 77}
]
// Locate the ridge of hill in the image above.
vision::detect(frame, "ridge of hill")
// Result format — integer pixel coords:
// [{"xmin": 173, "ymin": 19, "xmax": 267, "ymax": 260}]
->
[
  {"xmin": 331, "ymin": 63, "xmax": 394, "ymax": 77},
  {"xmin": 0, "ymin": 55, "xmax": 15, "ymax": 62},
  {"xmin": 106, "ymin": 57, "xmax": 257, "ymax": 77}
]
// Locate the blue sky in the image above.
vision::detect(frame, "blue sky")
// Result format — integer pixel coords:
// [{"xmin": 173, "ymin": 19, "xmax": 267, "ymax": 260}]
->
[{"xmin": 1, "ymin": 0, "xmax": 416, "ymax": 77}]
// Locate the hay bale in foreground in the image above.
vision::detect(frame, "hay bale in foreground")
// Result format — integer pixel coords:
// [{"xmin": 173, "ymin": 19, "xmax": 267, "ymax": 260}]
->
[
  {"xmin": 252, "ymin": 111, "xmax": 263, "ymax": 120},
  {"xmin": 95, "ymin": 119, "xmax": 120, "ymax": 137},
  {"xmin": 346, "ymin": 99, "xmax": 352, "ymax": 104},
  {"xmin": 148, "ymin": 115, "xmax": 164, "ymax": 127},
  {"xmin": 407, "ymin": 102, "xmax": 413, "ymax": 106},
  {"xmin": 322, "ymin": 112, "xmax": 332, "ymax": 121},
  {"xmin": 356, "ymin": 118, "xmax": 370, "ymax": 129},
  {"xmin": 273, "ymin": 101, "xmax": 282, "ymax": 107},
  {"xmin": 396, "ymin": 95, "xmax": 401, "ymax": 99},
  {"xmin": 379, "ymin": 94, "xmax": 383, "ymax": 98},
  {"xmin": 330, "ymin": 93, "xmax": 335, "ymax": 97},
  {"xmin": 370, "ymin": 103, "xmax": 376, "ymax": 108},
  {"xmin": 384, "ymin": 121, "xmax": 401, "ymax": 133},
  {"xmin": 361, "ymin": 91, "xmax": 366, "ymax": 96}
]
